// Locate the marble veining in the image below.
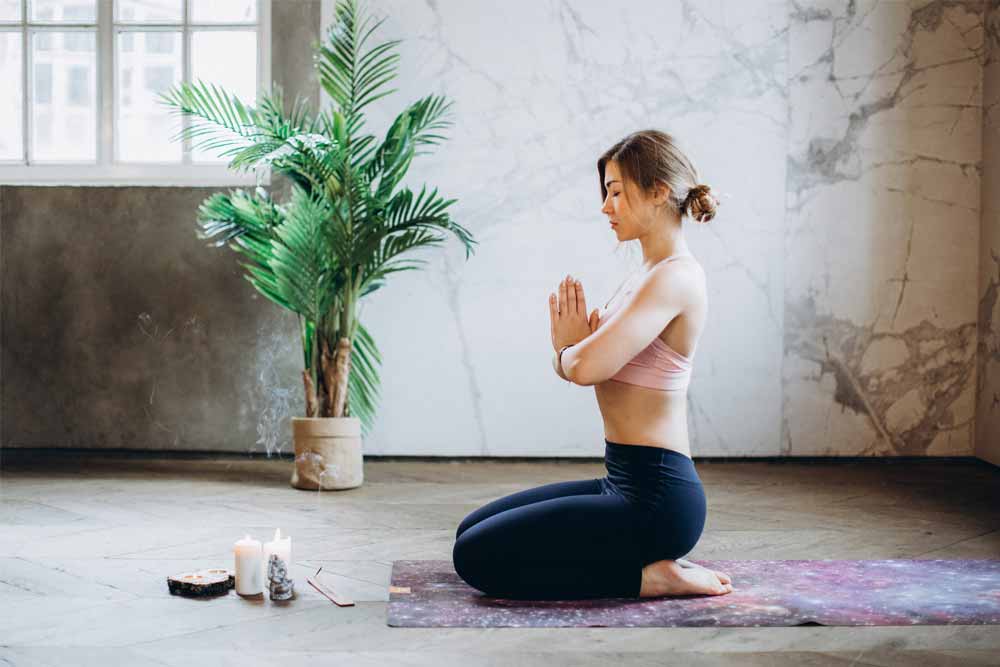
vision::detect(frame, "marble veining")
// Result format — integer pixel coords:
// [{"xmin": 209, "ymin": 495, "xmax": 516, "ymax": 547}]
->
[
  {"xmin": 976, "ymin": 1, "xmax": 1000, "ymax": 465},
  {"xmin": 784, "ymin": 0, "xmax": 987, "ymax": 457}
]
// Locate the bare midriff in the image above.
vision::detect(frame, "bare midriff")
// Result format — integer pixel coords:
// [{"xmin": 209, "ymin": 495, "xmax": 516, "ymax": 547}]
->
[
  {"xmin": 594, "ymin": 377, "xmax": 691, "ymax": 459},
  {"xmin": 591, "ymin": 256, "xmax": 704, "ymax": 459}
]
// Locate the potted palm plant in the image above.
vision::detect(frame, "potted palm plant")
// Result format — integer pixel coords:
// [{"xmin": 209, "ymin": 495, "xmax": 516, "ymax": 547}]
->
[{"xmin": 160, "ymin": 0, "xmax": 476, "ymax": 490}]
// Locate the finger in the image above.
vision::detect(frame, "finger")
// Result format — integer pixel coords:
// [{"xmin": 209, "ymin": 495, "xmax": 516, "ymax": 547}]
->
[
  {"xmin": 549, "ymin": 294, "xmax": 558, "ymax": 341},
  {"xmin": 567, "ymin": 277, "xmax": 578, "ymax": 315},
  {"xmin": 559, "ymin": 279, "xmax": 568, "ymax": 318},
  {"xmin": 574, "ymin": 280, "xmax": 585, "ymax": 316}
]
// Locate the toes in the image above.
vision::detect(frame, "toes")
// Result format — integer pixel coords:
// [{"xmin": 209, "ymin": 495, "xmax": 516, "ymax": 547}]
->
[{"xmin": 714, "ymin": 571, "xmax": 732, "ymax": 585}]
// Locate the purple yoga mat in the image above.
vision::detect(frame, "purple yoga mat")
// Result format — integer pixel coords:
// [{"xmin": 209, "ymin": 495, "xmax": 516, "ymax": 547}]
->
[{"xmin": 386, "ymin": 559, "xmax": 1000, "ymax": 628}]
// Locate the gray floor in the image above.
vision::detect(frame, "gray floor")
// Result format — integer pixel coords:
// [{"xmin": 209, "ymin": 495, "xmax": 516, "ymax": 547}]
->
[{"xmin": 1, "ymin": 450, "xmax": 998, "ymax": 666}]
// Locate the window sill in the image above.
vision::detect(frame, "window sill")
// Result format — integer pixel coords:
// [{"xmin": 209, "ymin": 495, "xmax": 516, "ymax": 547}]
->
[{"xmin": 0, "ymin": 164, "xmax": 272, "ymax": 187}]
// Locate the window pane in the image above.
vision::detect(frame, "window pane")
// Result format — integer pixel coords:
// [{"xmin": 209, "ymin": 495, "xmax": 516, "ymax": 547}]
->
[
  {"xmin": 145, "ymin": 31, "xmax": 173, "ymax": 54},
  {"xmin": 31, "ymin": 30, "xmax": 96, "ymax": 161},
  {"xmin": 190, "ymin": 0, "xmax": 255, "ymax": 23},
  {"xmin": 30, "ymin": 1, "xmax": 96, "ymax": 22},
  {"xmin": 0, "ymin": 1, "xmax": 20, "ymax": 21},
  {"xmin": 116, "ymin": 0, "xmax": 182, "ymax": 23},
  {"xmin": 190, "ymin": 30, "xmax": 257, "ymax": 163},
  {"xmin": 35, "ymin": 62, "xmax": 52, "ymax": 103},
  {"xmin": 36, "ymin": 31, "xmax": 53, "ymax": 50},
  {"xmin": 67, "ymin": 64, "xmax": 89, "ymax": 104},
  {"xmin": 0, "ymin": 31, "xmax": 22, "ymax": 160},
  {"xmin": 116, "ymin": 30, "xmax": 182, "ymax": 162},
  {"xmin": 64, "ymin": 30, "xmax": 90, "ymax": 51}
]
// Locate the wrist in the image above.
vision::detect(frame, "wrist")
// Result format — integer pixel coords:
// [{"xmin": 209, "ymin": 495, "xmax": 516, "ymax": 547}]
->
[
  {"xmin": 552, "ymin": 347, "xmax": 568, "ymax": 382},
  {"xmin": 558, "ymin": 344, "xmax": 574, "ymax": 380}
]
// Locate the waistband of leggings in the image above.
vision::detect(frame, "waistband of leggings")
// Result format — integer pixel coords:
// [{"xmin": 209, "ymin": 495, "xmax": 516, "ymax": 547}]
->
[{"xmin": 604, "ymin": 439, "xmax": 693, "ymax": 463}]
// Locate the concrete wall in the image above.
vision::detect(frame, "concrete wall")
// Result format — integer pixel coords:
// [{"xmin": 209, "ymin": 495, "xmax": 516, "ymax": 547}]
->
[
  {"xmin": 0, "ymin": 0, "xmax": 320, "ymax": 454},
  {"xmin": 2, "ymin": 0, "xmax": 996, "ymax": 460},
  {"xmin": 977, "ymin": 0, "xmax": 1000, "ymax": 466}
]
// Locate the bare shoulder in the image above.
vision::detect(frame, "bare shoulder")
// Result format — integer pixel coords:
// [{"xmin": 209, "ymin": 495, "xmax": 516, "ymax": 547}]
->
[{"xmin": 647, "ymin": 255, "xmax": 706, "ymax": 305}]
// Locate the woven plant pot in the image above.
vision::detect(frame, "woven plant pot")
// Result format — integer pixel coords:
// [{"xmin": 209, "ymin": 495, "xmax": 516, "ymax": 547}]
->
[{"xmin": 290, "ymin": 417, "xmax": 363, "ymax": 490}]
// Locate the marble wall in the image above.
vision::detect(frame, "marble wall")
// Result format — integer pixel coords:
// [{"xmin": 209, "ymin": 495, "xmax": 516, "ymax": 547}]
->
[
  {"xmin": 977, "ymin": 0, "xmax": 1000, "ymax": 466},
  {"xmin": 354, "ymin": 0, "xmax": 995, "ymax": 458},
  {"xmin": 784, "ymin": 0, "xmax": 985, "ymax": 457},
  {"xmin": 2, "ymin": 1, "xmax": 996, "ymax": 460},
  {"xmin": 348, "ymin": 0, "xmax": 790, "ymax": 456}
]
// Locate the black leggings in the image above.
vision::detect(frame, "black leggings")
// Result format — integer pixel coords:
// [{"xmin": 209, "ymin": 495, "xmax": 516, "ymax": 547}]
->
[{"xmin": 452, "ymin": 440, "xmax": 707, "ymax": 600}]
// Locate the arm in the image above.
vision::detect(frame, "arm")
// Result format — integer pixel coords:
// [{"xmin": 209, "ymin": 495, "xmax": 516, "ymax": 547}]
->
[{"xmin": 564, "ymin": 263, "xmax": 696, "ymax": 386}]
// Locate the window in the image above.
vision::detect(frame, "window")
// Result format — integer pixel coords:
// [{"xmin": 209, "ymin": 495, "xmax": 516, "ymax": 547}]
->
[{"xmin": 0, "ymin": 0, "xmax": 271, "ymax": 184}]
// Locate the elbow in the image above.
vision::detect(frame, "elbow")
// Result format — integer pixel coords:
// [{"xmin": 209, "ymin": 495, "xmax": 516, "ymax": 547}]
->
[{"xmin": 565, "ymin": 356, "xmax": 601, "ymax": 386}]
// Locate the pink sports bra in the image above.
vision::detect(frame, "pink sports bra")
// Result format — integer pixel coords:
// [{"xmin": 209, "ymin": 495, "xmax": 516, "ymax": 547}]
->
[{"xmin": 597, "ymin": 253, "xmax": 694, "ymax": 392}]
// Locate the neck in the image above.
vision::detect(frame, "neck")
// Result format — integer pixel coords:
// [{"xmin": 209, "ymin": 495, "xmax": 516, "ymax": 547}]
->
[{"xmin": 637, "ymin": 218, "xmax": 687, "ymax": 271}]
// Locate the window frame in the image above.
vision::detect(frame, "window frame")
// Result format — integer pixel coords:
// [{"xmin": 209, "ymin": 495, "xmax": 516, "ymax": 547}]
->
[{"xmin": 0, "ymin": 0, "xmax": 272, "ymax": 186}]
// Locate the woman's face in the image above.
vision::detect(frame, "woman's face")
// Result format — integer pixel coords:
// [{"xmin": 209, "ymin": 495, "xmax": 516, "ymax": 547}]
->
[
  {"xmin": 600, "ymin": 160, "xmax": 663, "ymax": 241},
  {"xmin": 601, "ymin": 160, "xmax": 670, "ymax": 241}
]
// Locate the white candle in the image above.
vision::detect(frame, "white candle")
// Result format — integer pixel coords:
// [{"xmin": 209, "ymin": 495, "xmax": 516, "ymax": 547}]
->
[
  {"xmin": 233, "ymin": 534, "xmax": 263, "ymax": 595},
  {"xmin": 262, "ymin": 528, "xmax": 292, "ymax": 582}
]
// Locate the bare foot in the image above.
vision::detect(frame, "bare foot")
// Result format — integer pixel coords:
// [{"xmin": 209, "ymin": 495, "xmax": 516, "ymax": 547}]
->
[
  {"xmin": 676, "ymin": 557, "xmax": 732, "ymax": 586},
  {"xmin": 640, "ymin": 559, "xmax": 734, "ymax": 598}
]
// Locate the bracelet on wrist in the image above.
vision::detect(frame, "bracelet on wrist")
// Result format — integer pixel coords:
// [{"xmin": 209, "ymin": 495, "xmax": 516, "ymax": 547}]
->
[{"xmin": 558, "ymin": 344, "xmax": 573, "ymax": 380}]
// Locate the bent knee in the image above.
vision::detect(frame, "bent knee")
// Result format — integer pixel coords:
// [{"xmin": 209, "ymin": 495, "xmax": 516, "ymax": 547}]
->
[
  {"xmin": 455, "ymin": 515, "xmax": 474, "ymax": 541},
  {"xmin": 452, "ymin": 532, "xmax": 491, "ymax": 593}
]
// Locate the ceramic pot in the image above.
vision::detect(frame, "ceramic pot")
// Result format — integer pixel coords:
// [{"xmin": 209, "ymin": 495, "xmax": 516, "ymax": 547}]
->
[{"xmin": 290, "ymin": 417, "xmax": 363, "ymax": 490}]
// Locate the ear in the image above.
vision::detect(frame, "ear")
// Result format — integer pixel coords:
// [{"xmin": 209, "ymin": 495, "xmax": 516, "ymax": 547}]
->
[{"xmin": 652, "ymin": 181, "xmax": 671, "ymax": 206}]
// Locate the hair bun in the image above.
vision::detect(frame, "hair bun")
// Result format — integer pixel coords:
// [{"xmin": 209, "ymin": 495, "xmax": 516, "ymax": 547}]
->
[{"xmin": 685, "ymin": 184, "xmax": 719, "ymax": 223}]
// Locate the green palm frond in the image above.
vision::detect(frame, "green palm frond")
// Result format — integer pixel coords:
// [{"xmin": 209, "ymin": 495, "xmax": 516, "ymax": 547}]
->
[
  {"xmin": 315, "ymin": 0, "xmax": 401, "ymax": 136},
  {"xmin": 159, "ymin": 80, "xmax": 321, "ymax": 173},
  {"xmin": 363, "ymin": 94, "xmax": 455, "ymax": 202},
  {"xmin": 268, "ymin": 185, "xmax": 342, "ymax": 322},
  {"xmin": 223, "ymin": 91, "xmax": 321, "ymax": 171},
  {"xmin": 348, "ymin": 320, "xmax": 382, "ymax": 437},
  {"xmin": 351, "ymin": 184, "xmax": 476, "ymax": 296},
  {"xmin": 215, "ymin": 185, "xmax": 337, "ymax": 322},
  {"xmin": 159, "ymin": 79, "xmax": 260, "ymax": 158},
  {"xmin": 384, "ymin": 185, "xmax": 475, "ymax": 256},
  {"xmin": 196, "ymin": 186, "xmax": 283, "ymax": 249}
]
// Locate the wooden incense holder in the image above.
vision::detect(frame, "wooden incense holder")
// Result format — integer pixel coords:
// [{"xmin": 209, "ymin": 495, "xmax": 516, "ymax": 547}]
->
[
  {"xmin": 167, "ymin": 568, "xmax": 235, "ymax": 597},
  {"xmin": 307, "ymin": 568, "xmax": 355, "ymax": 607}
]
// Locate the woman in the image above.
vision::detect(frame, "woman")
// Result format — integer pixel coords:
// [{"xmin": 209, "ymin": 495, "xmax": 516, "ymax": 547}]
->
[{"xmin": 452, "ymin": 130, "xmax": 733, "ymax": 600}]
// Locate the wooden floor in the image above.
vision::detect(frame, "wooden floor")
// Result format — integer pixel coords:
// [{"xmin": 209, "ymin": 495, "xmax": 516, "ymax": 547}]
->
[{"xmin": 1, "ymin": 450, "xmax": 998, "ymax": 666}]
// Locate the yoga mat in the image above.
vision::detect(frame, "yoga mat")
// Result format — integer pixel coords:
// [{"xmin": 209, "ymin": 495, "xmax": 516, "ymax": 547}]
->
[{"xmin": 386, "ymin": 559, "xmax": 1000, "ymax": 628}]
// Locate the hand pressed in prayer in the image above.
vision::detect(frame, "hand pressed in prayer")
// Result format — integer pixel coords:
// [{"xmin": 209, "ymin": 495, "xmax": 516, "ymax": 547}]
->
[{"xmin": 549, "ymin": 275, "xmax": 599, "ymax": 352}]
